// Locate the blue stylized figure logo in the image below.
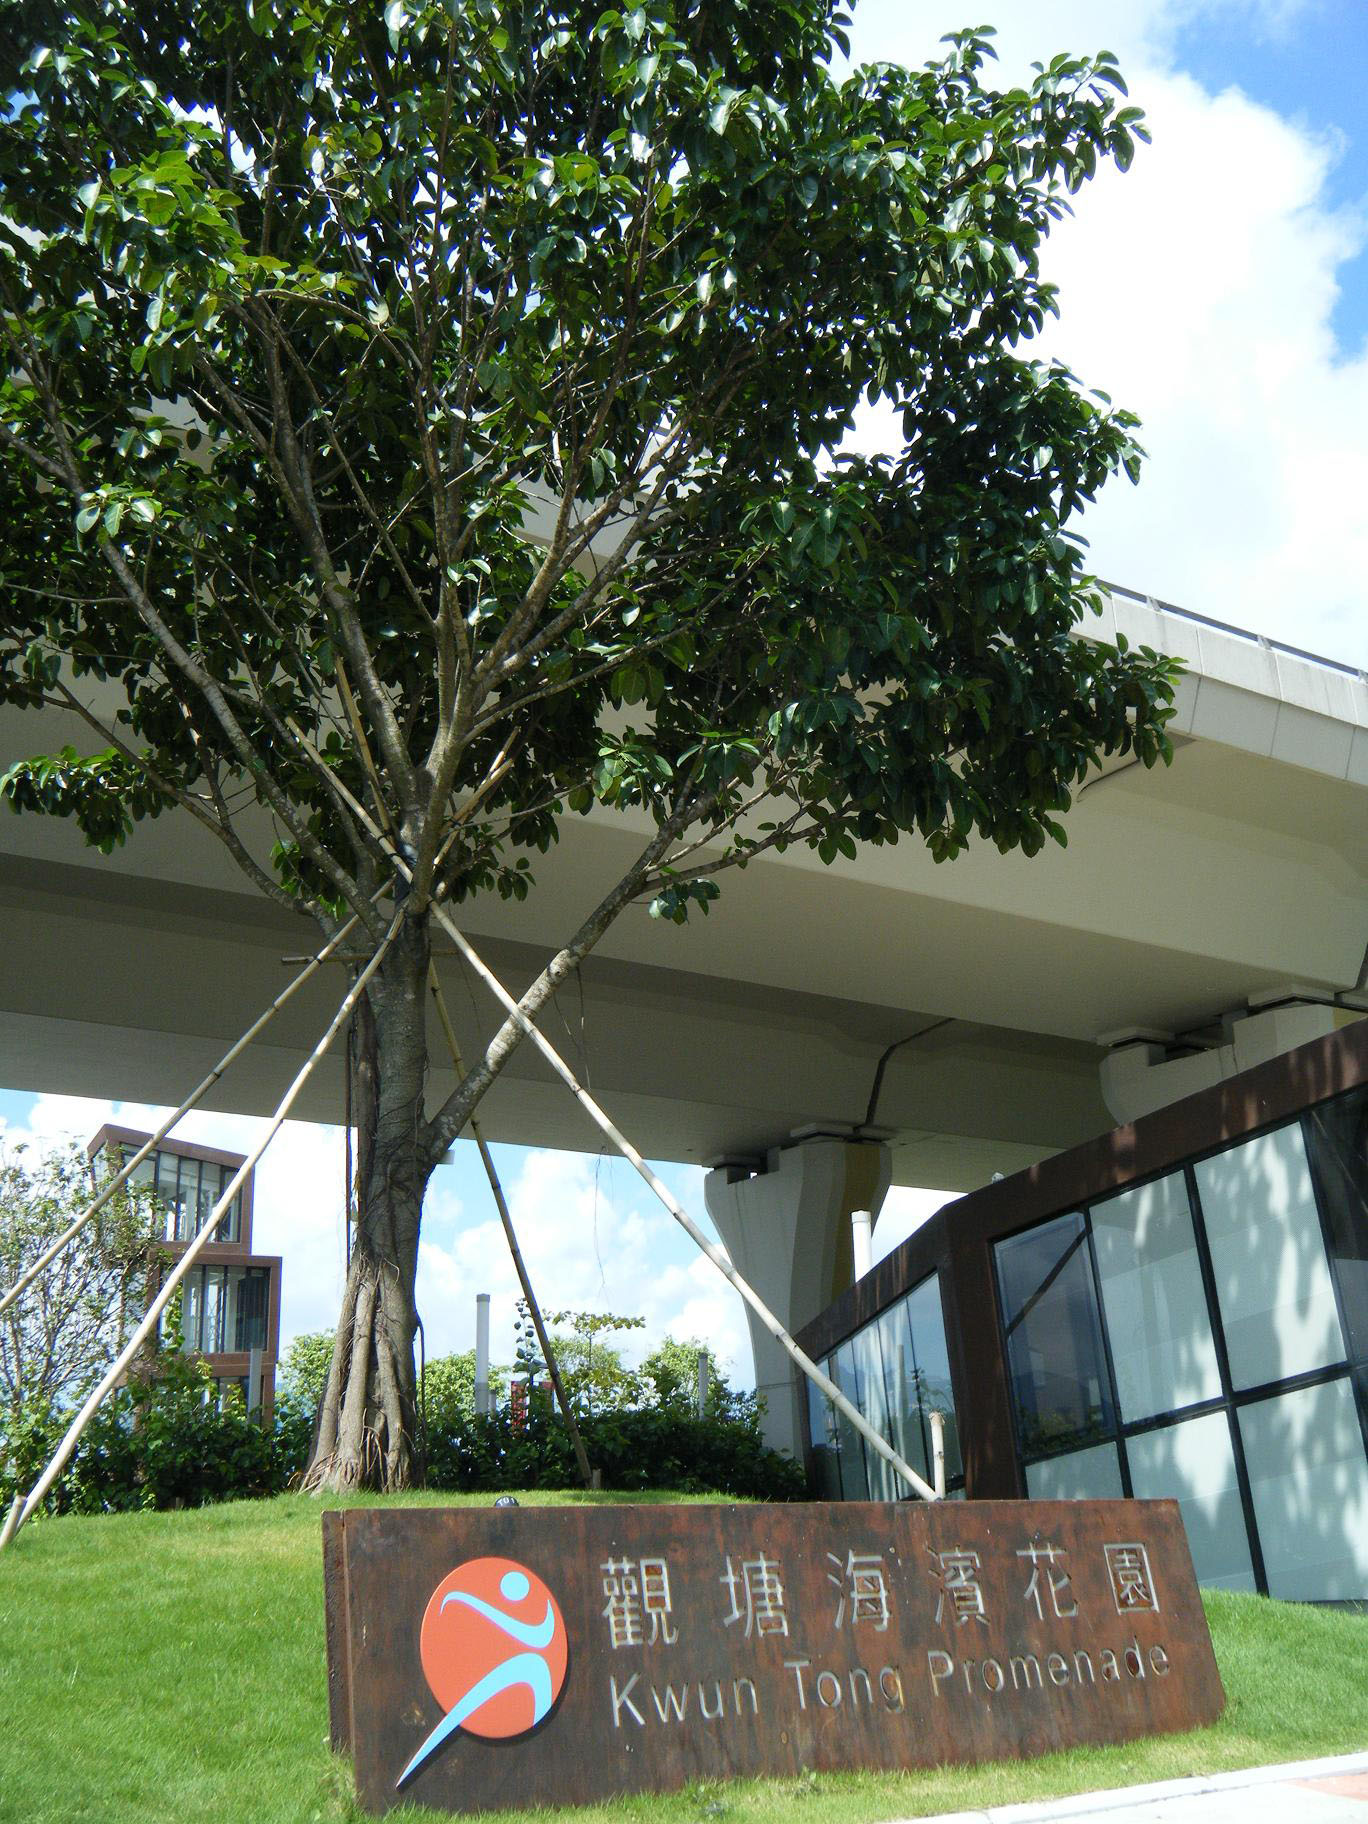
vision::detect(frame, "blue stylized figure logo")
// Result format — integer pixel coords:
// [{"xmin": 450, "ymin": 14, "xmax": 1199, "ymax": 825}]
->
[{"xmin": 397, "ymin": 1557, "xmax": 568, "ymax": 1788}]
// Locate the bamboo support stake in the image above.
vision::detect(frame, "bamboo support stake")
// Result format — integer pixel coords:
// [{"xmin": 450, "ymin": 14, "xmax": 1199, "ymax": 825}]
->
[
  {"xmin": 425, "ymin": 904, "xmax": 940, "ymax": 1504},
  {"xmin": 273, "ymin": 717, "xmax": 937, "ymax": 1497},
  {"xmin": 427, "ymin": 970, "xmax": 595, "ymax": 1491},
  {"xmin": 0, "ymin": 910, "xmax": 364, "ymax": 1319},
  {"xmin": 0, "ymin": 913, "xmax": 403, "ymax": 1550}
]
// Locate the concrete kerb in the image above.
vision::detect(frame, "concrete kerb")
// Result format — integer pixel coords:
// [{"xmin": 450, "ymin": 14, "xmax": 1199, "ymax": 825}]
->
[{"xmin": 893, "ymin": 1749, "xmax": 1368, "ymax": 1823}]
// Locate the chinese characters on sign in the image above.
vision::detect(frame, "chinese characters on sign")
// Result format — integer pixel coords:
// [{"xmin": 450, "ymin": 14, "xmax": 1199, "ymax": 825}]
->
[
  {"xmin": 827, "ymin": 1551, "xmax": 891, "ymax": 1632},
  {"xmin": 599, "ymin": 1554, "xmax": 801, "ymax": 1647},
  {"xmin": 1018, "ymin": 1543, "xmax": 1079, "ymax": 1620},
  {"xmin": 601, "ymin": 1558, "xmax": 679, "ymax": 1648},
  {"xmin": 1106, "ymin": 1543, "xmax": 1160, "ymax": 1614},
  {"xmin": 929, "ymin": 1548, "xmax": 987, "ymax": 1625},
  {"xmin": 528, "ymin": 1537, "xmax": 1147, "ymax": 1657},
  {"xmin": 721, "ymin": 1553, "xmax": 789, "ymax": 1638}
]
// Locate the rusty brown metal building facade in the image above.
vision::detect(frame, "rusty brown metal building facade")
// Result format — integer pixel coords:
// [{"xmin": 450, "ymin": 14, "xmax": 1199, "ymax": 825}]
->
[{"xmin": 797, "ymin": 1022, "xmax": 1368, "ymax": 1602}]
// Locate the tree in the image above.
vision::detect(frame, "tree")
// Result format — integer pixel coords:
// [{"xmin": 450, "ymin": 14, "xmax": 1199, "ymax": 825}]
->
[
  {"xmin": 640, "ymin": 1335, "xmax": 731, "ymax": 1417},
  {"xmin": 0, "ymin": 1141, "xmax": 162, "ymax": 1410},
  {"xmin": 276, "ymin": 1328, "xmax": 336, "ymax": 1417},
  {"xmin": 516, "ymin": 1306, "xmax": 645, "ymax": 1417},
  {"xmin": 275, "ymin": 1329, "xmax": 504, "ymax": 1467},
  {"xmin": 420, "ymin": 1347, "xmax": 507, "ymax": 1427},
  {"xmin": 0, "ymin": 2, "xmax": 1177, "ymax": 1490}
]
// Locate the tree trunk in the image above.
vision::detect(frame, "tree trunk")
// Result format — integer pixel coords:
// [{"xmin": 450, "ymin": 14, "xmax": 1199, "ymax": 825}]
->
[
  {"xmin": 302, "ymin": 815, "xmax": 688, "ymax": 1492},
  {"xmin": 305, "ymin": 916, "xmax": 433, "ymax": 1492}
]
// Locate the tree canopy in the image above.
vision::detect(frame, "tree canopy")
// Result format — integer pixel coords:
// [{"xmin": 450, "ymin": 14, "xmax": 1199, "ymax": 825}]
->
[
  {"xmin": 0, "ymin": 0, "xmax": 1177, "ymax": 1487},
  {"xmin": 1, "ymin": 3, "xmax": 1171, "ymax": 941}
]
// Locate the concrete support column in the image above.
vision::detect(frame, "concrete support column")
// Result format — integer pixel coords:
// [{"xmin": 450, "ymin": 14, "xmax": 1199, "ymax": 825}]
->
[{"xmin": 704, "ymin": 1137, "xmax": 892, "ymax": 1460}]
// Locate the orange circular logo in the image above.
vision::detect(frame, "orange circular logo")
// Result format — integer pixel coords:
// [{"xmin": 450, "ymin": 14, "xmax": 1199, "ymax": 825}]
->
[{"xmin": 397, "ymin": 1557, "xmax": 567, "ymax": 1787}]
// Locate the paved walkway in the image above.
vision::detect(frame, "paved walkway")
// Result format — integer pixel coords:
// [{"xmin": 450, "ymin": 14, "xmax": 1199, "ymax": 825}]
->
[{"xmin": 912, "ymin": 1750, "xmax": 1368, "ymax": 1823}]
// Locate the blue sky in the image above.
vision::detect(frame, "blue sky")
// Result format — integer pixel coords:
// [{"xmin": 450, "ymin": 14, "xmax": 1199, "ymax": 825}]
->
[
  {"xmin": 1171, "ymin": 2, "xmax": 1368, "ymax": 350},
  {"xmin": 0, "ymin": 1086, "xmax": 758, "ymax": 1379},
  {"xmin": 3, "ymin": 0, "xmax": 1365, "ymax": 1387},
  {"xmin": 848, "ymin": 2, "xmax": 1368, "ymax": 354}
]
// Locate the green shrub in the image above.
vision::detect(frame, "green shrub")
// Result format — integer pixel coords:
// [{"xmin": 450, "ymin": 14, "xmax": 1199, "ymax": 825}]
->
[
  {"xmin": 0, "ymin": 1395, "xmax": 67, "ymax": 1512},
  {"xmin": 425, "ymin": 1403, "xmax": 804, "ymax": 1500},
  {"xmin": 2, "ymin": 1393, "xmax": 802, "ymax": 1510},
  {"xmin": 1, "ymin": 1353, "xmax": 287, "ymax": 1517},
  {"xmin": 3, "ymin": 1326, "xmax": 802, "ymax": 1513}
]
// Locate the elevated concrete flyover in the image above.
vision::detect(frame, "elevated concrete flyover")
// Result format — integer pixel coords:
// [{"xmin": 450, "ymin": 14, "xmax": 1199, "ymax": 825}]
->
[{"xmin": 2, "ymin": 589, "xmax": 1364, "ymax": 1188}]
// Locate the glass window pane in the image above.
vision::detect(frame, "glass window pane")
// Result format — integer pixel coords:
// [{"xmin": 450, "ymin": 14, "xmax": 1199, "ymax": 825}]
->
[
  {"xmin": 1238, "ymin": 1378, "xmax": 1368, "ymax": 1601},
  {"xmin": 1126, "ymin": 1413, "xmax": 1256, "ymax": 1591},
  {"xmin": 171, "ymin": 1157, "xmax": 193, "ymax": 1241},
  {"xmin": 1304, "ymin": 1091, "xmax": 1368, "ymax": 1362},
  {"xmin": 202, "ymin": 1267, "xmax": 226, "ymax": 1354},
  {"xmin": 221, "ymin": 1170, "xmax": 241, "ymax": 1243},
  {"xmin": 196, "ymin": 1162, "xmax": 217, "ymax": 1237},
  {"xmin": 847, "ymin": 1321, "xmax": 900, "ymax": 1501},
  {"xmin": 874, "ymin": 1300, "xmax": 930, "ymax": 1492},
  {"xmin": 808, "ymin": 1375, "xmax": 842, "ymax": 1500},
  {"xmin": 181, "ymin": 1267, "xmax": 203, "ymax": 1354},
  {"xmin": 153, "ymin": 1153, "xmax": 173, "ymax": 1236},
  {"xmin": 223, "ymin": 1271, "xmax": 240, "ymax": 1351},
  {"xmin": 1195, "ymin": 1126, "xmax": 1346, "ymax": 1388},
  {"xmin": 996, "ymin": 1213, "xmax": 1115, "ymax": 1456},
  {"xmin": 1025, "ymin": 1443, "xmax": 1123, "ymax": 1500},
  {"xmin": 205, "ymin": 1164, "xmax": 230, "ymax": 1241},
  {"xmin": 1090, "ymin": 1172, "xmax": 1222, "ymax": 1421},
  {"xmin": 235, "ymin": 1269, "xmax": 268, "ymax": 1352},
  {"xmin": 906, "ymin": 1275, "xmax": 963, "ymax": 1486},
  {"xmin": 829, "ymin": 1341, "xmax": 870, "ymax": 1499}
]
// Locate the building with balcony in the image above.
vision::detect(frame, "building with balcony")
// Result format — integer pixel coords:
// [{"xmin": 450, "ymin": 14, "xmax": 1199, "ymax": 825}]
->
[{"xmin": 89, "ymin": 1126, "xmax": 281, "ymax": 1419}]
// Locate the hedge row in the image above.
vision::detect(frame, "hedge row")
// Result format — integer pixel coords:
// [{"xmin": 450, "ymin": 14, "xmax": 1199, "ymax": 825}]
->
[{"xmin": 1, "ymin": 1377, "xmax": 804, "ymax": 1515}]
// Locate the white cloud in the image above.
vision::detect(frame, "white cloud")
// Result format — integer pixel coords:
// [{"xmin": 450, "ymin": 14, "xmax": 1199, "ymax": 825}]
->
[
  {"xmin": 844, "ymin": 1, "xmax": 1368, "ymax": 667},
  {"xmin": 419, "ymin": 1150, "xmax": 753, "ymax": 1384},
  {"xmin": 846, "ymin": 0, "xmax": 1323, "ymax": 86}
]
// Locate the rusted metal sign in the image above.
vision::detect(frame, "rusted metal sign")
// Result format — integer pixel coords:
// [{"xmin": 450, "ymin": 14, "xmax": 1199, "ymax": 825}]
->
[{"xmin": 323, "ymin": 1499, "xmax": 1223, "ymax": 1815}]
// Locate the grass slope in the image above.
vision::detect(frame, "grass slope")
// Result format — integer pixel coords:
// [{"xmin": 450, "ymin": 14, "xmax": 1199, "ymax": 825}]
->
[{"xmin": 0, "ymin": 1492, "xmax": 1363, "ymax": 1824}]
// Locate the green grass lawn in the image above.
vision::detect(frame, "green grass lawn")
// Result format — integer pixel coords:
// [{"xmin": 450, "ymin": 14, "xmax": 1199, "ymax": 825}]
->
[{"xmin": 0, "ymin": 1491, "xmax": 1363, "ymax": 1824}]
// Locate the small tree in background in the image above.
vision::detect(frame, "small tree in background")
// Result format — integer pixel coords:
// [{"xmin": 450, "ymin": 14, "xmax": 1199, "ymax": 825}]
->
[
  {"xmin": 276, "ymin": 1330, "xmax": 336, "ymax": 1417},
  {"xmin": 420, "ymin": 1349, "xmax": 508, "ymax": 1427},
  {"xmin": 0, "ymin": 2, "xmax": 1176, "ymax": 1487},
  {"xmin": 279, "ymin": 1328, "xmax": 505, "ymax": 1431},
  {"xmin": 0, "ymin": 1141, "xmax": 162, "ymax": 1411},
  {"xmin": 514, "ymin": 1303, "xmax": 644, "ymax": 1417},
  {"xmin": 641, "ymin": 1335, "xmax": 731, "ymax": 1417}
]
